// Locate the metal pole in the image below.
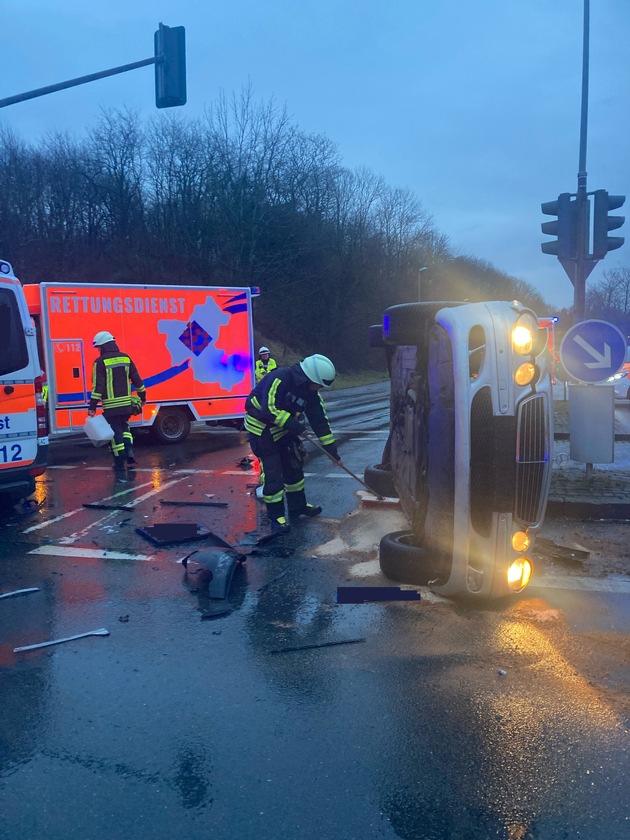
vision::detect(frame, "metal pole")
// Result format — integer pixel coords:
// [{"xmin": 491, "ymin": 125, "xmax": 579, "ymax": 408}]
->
[
  {"xmin": 0, "ymin": 57, "xmax": 157, "ymax": 109},
  {"xmin": 574, "ymin": 0, "xmax": 590, "ymax": 321},
  {"xmin": 417, "ymin": 266, "xmax": 428, "ymax": 301}
]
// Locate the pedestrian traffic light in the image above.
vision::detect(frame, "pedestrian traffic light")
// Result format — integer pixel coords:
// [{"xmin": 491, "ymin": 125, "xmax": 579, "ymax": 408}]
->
[
  {"xmin": 592, "ymin": 189, "xmax": 625, "ymax": 258},
  {"xmin": 154, "ymin": 23, "xmax": 186, "ymax": 109},
  {"xmin": 541, "ymin": 193, "xmax": 577, "ymax": 258}
]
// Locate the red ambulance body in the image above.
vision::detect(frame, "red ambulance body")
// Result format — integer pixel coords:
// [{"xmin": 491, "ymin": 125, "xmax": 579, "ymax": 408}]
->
[{"xmin": 23, "ymin": 282, "xmax": 257, "ymax": 443}]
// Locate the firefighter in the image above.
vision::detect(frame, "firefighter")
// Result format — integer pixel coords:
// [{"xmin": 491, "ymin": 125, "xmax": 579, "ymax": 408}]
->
[
  {"xmin": 254, "ymin": 346, "xmax": 278, "ymax": 383},
  {"xmin": 88, "ymin": 331, "xmax": 146, "ymax": 480},
  {"xmin": 245, "ymin": 354, "xmax": 340, "ymax": 534}
]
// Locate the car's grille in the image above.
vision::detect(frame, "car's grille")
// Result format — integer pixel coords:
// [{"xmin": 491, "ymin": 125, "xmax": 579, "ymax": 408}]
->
[
  {"xmin": 470, "ymin": 388, "xmax": 550, "ymax": 535},
  {"xmin": 515, "ymin": 393, "xmax": 550, "ymax": 525}
]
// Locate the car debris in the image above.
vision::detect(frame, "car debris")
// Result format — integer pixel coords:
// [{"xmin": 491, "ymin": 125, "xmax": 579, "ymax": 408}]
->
[
  {"xmin": 159, "ymin": 499, "xmax": 228, "ymax": 508},
  {"xmin": 534, "ymin": 537, "xmax": 590, "ymax": 566},
  {"xmin": 135, "ymin": 523, "xmax": 213, "ymax": 546},
  {"xmin": 269, "ymin": 638, "xmax": 366, "ymax": 655},
  {"xmin": 200, "ymin": 607, "xmax": 233, "ymax": 621},
  {"xmin": 0, "ymin": 587, "xmax": 40, "ymax": 600},
  {"xmin": 182, "ymin": 545, "xmax": 246, "ymax": 601},
  {"xmin": 14, "ymin": 628, "xmax": 110, "ymax": 653},
  {"xmin": 83, "ymin": 503, "xmax": 134, "ymax": 511},
  {"xmin": 257, "ymin": 570, "xmax": 289, "ymax": 594}
]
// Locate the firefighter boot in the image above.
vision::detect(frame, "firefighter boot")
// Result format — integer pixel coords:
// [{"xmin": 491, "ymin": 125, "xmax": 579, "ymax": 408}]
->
[
  {"xmin": 270, "ymin": 516, "xmax": 291, "ymax": 535},
  {"xmin": 288, "ymin": 503, "xmax": 322, "ymax": 520}
]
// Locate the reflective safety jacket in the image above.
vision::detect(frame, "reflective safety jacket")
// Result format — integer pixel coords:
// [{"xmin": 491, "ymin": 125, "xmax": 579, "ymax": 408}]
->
[
  {"xmin": 254, "ymin": 356, "xmax": 278, "ymax": 383},
  {"xmin": 89, "ymin": 342, "xmax": 146, "ymax": 416},
  {"xmin": 245, "ymin": 363, "xmax": 335, "ymax": 446}
]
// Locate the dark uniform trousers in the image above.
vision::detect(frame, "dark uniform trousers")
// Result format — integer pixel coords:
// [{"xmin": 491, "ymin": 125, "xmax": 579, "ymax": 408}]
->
[
  {"xmin": 248, "ymin": 429, "xmax": 306, "ymax": 520},
  {"xmin": 105, "ymin": 411, "xmax": 134, "ymax": 470}
]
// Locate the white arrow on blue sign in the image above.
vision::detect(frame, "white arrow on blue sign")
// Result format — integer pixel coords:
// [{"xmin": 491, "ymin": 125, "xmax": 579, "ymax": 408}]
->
[{"xmin": 559, "ymin": 319, "xmax": 627, "ymax": 383}]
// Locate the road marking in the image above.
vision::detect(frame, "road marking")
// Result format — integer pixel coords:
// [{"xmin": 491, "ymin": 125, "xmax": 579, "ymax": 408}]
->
[
  {"xmin": 22, "ymin": 476, "xmax": 188, "ymax": 535},
  {"xmin": 530, "ymin": 575, "xmax": 630, "ymax": 593},
  {"xmin": 46, "ymin": 465, "xmax": 77, "ymax": 469},
  {"xmin": 220, "ymin": 470, "xmax": 258, "ymax": 476},
  {"xmin": 28, "ymin": 546, "xmax": 153, "ymax": 561}
]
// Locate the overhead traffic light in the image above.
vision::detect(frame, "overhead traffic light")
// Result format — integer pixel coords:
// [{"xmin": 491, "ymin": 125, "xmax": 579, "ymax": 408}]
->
[
  {"xmin": 592, "ymin": 189, "xmax": 625, "ymax": 258},
  {"xmin": 154, "ymin": 23, "xmax": 186, "ymax": 109},
  {"xmin": 541, "ymin": 193, "xmax": 577, "ymax": 259}
]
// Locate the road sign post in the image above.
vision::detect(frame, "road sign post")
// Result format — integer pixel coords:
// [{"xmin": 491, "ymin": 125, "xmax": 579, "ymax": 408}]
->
[{"xmin": 559, "ymin": 320, "xmax": 626, "ymax": 472}]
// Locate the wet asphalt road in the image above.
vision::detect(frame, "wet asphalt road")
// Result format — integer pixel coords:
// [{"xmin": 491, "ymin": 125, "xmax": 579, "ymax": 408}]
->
[{"xmin": 1, "ymin": 383, "xmax": 629, "ymax": 840}]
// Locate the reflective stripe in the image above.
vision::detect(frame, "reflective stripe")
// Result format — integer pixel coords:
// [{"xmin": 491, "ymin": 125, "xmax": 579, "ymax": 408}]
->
[
  {"xmin": 285, "ymin": 479, "xmax": 304, "ymax": 493},
  {"xmin": 267, "ymin": 378, "xmax": 291, "ymax": 427},
  {"xmin": 251, "ymin": 396, "xmax": 262, "ymax": 410},
  {"xmin": 319, "ymin": 433, "xmax": 335, "ymax": 446},
  {"xmin": 263, "ymin": 489, "xmax": 285, "ymax": 504},
  {"xmin": 244, "ymin": 415, "xmax": 265, "ymax": 435}
]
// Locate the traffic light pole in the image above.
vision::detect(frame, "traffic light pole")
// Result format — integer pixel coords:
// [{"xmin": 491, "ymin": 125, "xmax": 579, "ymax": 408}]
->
[{"xmin": 574, "ymin": 0, "xmax": 590, "ymax": 321}]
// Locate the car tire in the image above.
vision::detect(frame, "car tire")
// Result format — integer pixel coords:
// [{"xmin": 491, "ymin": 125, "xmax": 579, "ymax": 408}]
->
[
  {"xmin": 151, "ymin": 408, "xmax": 191, "ymax": 444},
  {"xmin": 379, "ymin": 530, "xmax": 433, "ymax": 585},
  {"xmin": 364, "ymin": 464, "xmax": 398, "ymax": 498},
  {"xmin": 368, "ymin": 324, "xmax": 385, "ymax": 348},
  {"xmin": 383, "ymin": 301, "xmax": 463, "ymax": 346}
]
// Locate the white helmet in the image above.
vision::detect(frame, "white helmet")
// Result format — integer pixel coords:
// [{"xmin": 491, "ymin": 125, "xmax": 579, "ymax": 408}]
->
[
  {"xmin": 258, "ymin": 346, "xmax": 270, "ymax": 355},
  {"xmin": 300, "ymin": 354, "xmax": 336, "ymax": 388},
  {"xmin": 93, "ymin": 331, "xmax": 115, "ymax": 347}
]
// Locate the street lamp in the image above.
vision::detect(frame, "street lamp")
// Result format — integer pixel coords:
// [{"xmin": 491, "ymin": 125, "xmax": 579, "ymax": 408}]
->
[{"xmin": 417, "ymin": 266, "xmax": 428, "ymax": 301}]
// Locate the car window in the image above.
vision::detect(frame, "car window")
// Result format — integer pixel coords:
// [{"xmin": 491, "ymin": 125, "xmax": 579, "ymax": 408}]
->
[{"xmin": 0, "ymin": 288, "xmax": 28, "ymax": 376}]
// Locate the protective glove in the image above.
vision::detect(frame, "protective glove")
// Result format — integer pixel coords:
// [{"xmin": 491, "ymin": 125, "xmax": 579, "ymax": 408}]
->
[
  {"xmin": 323, "ymin": 443, "xmax": 340, "ymax": 462},
  {"xmin": 284, "ymin": 415, "xmax": 306, "ymax": 435}
]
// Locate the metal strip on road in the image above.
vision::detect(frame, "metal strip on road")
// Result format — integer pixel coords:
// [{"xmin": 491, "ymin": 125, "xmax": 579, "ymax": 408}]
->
[{"xmin": 28, "ymin": 545, "xmax": 153, "ymax": 561}]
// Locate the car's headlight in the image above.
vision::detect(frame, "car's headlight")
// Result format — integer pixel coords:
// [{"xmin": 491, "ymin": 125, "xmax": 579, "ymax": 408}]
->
[
  {"xmin": 512, "ymin": 315, "xmax": 536, "ymax": 355},
  {"xmin": 511, "ymin": 530, "xmax": 531, "ymax": 552},
  {"xmin": 514, "ymin": 362, "xmax": 538, "ymax": 387},
  {"xmin": 507, "ymin": 557, "xmax": 532, "ymax": 591}
]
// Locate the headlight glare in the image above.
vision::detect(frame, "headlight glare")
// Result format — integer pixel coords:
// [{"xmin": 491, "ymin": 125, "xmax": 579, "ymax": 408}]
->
[
  {"xmin": 512, "ymin": 316, "xmax": 536, "ymax": 355},
  {"xmin": 507, "ymin": 558, "xmax": 532, "ymax": 590}
]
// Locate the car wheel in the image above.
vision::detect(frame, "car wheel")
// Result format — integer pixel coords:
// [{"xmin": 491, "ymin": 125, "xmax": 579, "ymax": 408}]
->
[
  {"xmin": 379, "ymin": 530, "xmax": 433, "ymax": 585},
  {"xmin": 364, "ymin": 464, "xmax": 398, "ymax": 498},
  {"xmin": 383, "ymin": 301, "xmax": 463, "ymax": 346},
  {"xmin": 151, "ymin": 408, "xmax": 191, "ymax": 444},
  {"xmin": 368, "ymin": 324, "xmax": 385, "ymax": 348}
]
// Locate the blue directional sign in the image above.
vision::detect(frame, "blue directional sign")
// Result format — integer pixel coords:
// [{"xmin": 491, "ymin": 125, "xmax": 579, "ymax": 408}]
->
[{"xmin": 559, "ymin": 320, "xmax": 627, "ymax": 383}]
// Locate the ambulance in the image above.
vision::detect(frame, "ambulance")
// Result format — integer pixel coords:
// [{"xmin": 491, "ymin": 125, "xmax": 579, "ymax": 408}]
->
[
  {"xmin": 0, "ymin": 259, "xmax": 48, "ymax": 504},
  {"xmin": 23, "ymin": 282, "xmax": 258, "ymax": 444}
]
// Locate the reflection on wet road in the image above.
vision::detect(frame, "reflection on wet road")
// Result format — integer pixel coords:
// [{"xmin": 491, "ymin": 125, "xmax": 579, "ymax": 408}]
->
[{"xmin": 0, "ymin": 384, "xmax": 628, "ymax": 839}]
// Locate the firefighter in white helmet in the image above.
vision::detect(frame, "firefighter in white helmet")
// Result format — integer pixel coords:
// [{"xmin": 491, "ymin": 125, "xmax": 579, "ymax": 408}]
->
[
  {"xmin": 88, "ymin": 331, "xmax": 146, "ymax": 481},
  {"xmin": 254, "ymin": 346, "xmax": 278, "ymax": 383},
  {"xmin": 245, "ymin": 354, "xmax": 340, "ymax": 534}
]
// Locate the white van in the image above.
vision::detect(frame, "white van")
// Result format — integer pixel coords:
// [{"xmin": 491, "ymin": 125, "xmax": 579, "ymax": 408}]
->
[
  {"xmin": 369, "ymin": 300, "xmax": 554, "ymax": 600},
  {"xmin": 0, "ymin": 259, "xmax": 48, "ymax": 505}
]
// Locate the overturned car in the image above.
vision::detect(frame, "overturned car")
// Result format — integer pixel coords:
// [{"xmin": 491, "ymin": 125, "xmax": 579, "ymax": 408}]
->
[{"xmin": 368, "ymin": 300, "xmax": 554, "ymax": 600}]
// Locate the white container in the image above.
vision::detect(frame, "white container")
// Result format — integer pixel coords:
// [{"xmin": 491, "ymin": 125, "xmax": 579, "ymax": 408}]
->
[{"xmin": 84, "ymin": 414, "xmax": 114, "ymax": 447}]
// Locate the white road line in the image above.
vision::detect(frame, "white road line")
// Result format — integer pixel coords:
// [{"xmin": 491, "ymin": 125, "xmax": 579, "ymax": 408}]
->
[
  {"xmin": 220, "ymin": 470, "xmax": 258, "ymax": 476},
  {"xmin": 531, "ymin": 575, "xmax": 630, "ymax": 593},
  {"xmin": 28, "ymin": 546, "xmax": 153, "ymax": 561},
  {"xmin": 325, "ymin": 473, "xmax": 354, "ymax": 479},
  {"xmin": 46, "ymin": 465, "xmax": 77, "ymax": 469},
  {"xmin": 22, "ymin": 475, "xmax": 190, "ymax": 535}
]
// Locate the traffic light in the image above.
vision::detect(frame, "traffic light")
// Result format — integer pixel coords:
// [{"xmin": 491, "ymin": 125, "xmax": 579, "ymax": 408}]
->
[
  {"xmin": 592, "ymin": 189, "xmax": 625, "ymax": 258},
  {"xmin": 541, "ymin": 192, "xmax": 577, "ymax": 258},
  {"xmin": 154, "ymin": 23, "xmax": 186, "ymax": 109}
]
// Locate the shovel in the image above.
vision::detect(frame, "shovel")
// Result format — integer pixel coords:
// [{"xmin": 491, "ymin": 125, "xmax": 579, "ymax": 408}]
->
[
  {"xmin": 302, "ymin": 434, "xmax": 384, "ymax": 500},
  {"xmin": 14, "ymin": 628, "xmax": 110, "ymax": 653}
]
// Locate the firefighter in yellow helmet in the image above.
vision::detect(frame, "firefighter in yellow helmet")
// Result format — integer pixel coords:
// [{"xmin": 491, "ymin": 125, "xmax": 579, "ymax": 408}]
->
[
  {"xmin": 88, "ymin": 331, "xmax": 146, "ymax": 481},
  {"xmin": 245, "ymin": 354, "xmax": 339, "ymax": 534},
  {"xmin": 254, "ymin": 346, "xmax": 278, "ymax": 383}
]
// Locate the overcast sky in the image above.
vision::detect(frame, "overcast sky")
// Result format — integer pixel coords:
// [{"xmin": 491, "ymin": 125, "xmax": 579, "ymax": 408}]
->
[{"xmin": 2, "ymin": 0, "xmax": 629, "ymax": 311}]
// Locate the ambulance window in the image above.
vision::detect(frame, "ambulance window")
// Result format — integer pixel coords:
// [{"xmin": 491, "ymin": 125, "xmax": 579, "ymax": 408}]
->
[{"xmin": 0, "ymin": 289, "xmax": 28, "ymax": 376}]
